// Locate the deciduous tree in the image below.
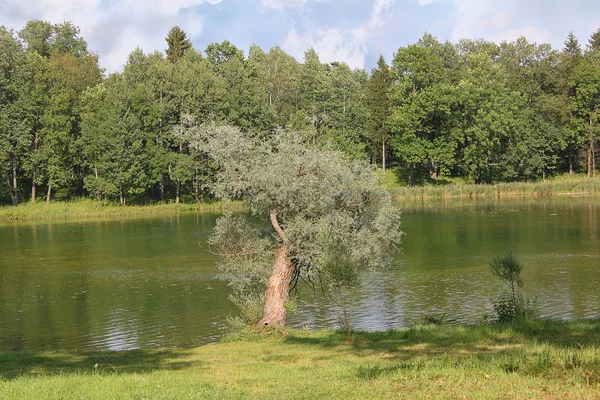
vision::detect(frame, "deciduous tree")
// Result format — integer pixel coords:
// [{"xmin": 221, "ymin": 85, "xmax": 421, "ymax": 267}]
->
[{"xmin": 198, "ymin": 125, "xmax": 402, "ymax": 328}]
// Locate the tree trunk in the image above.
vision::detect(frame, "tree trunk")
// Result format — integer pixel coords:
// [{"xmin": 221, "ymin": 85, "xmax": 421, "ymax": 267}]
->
[
  {"xmin": 382, "ymin": 139, "xmax": 386, "ymax": 173},
  {"xmin": 588, "ymin": 114, "xmax": 595, "ymax": 178},
  {"xmin": 193, "ymin": 177, "xmax": 199, "ymax": 203},
  {"xmin": 6, "ymin": 171, "xmax": 17, "ymax": 206},
  {"xmin": 159, "ymin": 177, "xmax": 165, "ymax": 202},
  {"xmin": 119, "ymin": 192, "xmax": 125, "ymax": 207},
  {"xmin": 258, "ymin": 245, "xmax": 295, "ymax": 328},
  {"xmin": 11, "ymin": 155, "xmax": 18, "ymax": 206},
  {"xmin": 175, "ymin": 179, "xmax": 180, "ymax": 204},
  {"xmin": 31, "ymin": 168, "xmax": 36, "ymax": 203},
  {"xmin": 46, "ymin": 185, "xmax": 51, "ymax": 203},
  {"xmin": 430, "ymin": 162, "xmax": 438, "ymax": 180},
  {"xmin": 94, "ymin": 164, "xmax": 101, "ymax": 201},
  {"xmin": 32, "ymin": 130, "xmax": 39, "ymax": 203},
  {"xmin": 408, "ymin": 163, "xmax": 415, "ymax": 187},
  {"xmin": 569, "ymin": 153, "xmax": 574, "ymax": 176},
  {"xmin": 258, "ymin": 209, "xmax": 296, "ymax": 328},
  {"xmin": 592, "ymin": 112, "xmax": 596, "ymax": 178}
]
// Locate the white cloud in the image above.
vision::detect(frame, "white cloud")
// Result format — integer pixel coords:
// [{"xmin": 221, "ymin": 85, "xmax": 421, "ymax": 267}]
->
[
  {"xmin": 282, "ymin": 27, "xmax": 368, "ymax": 68},
  {"xmin": 450, "ymin": 0, "xmax": 501, "ymax": 41},
  {"xmin": 449, "ymin": 0, "xmax": 556, "ymax": 45},
  {"xmin": 486, "ymin": 25, "xmax": 554, "ymax": 45},
  {"xmin": 0, "ymin": 0, "xmax": 222, "ymax": 72},
  {"xmin": 373, "ymin": 0, "xmax": 394, "ymax": 15},
  {"xmin": 368, "ymin": 0, "xmax": 395, "ymax": 28},
  {"xmin": 262, "ymin": 0, "xmax": 307, "ymax": 9},
  {"xmin": 261, "ymin": 0, "xmax": 330, "ymax": 10},
  {"xmin": 281, "ymin": 0, "xmax": 395, "ymax": 69}
]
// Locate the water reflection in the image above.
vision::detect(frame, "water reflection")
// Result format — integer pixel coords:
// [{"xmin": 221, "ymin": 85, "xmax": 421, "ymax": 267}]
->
[
  {"xmin": 0, "ymin": 198, "xmax": 598, "ymax": 351},
  {"xmin": 290, "ymin": 197, "xmax": 600, "ymax": 331}
]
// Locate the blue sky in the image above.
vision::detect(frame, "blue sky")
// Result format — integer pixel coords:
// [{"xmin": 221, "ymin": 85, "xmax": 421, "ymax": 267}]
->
[{"xmin": 1, "ymin": 0, "xmax": 599, "ymax": 72}]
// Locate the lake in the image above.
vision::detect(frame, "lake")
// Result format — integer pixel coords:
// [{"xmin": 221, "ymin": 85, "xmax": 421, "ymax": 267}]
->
[{"xmin": 0, "ymin": 197, "xmax": 598, "ymax": 351}]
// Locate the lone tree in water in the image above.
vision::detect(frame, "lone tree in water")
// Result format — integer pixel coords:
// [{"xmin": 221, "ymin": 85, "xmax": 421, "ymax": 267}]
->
[
  {"xmin": 196, "ymin": 125, "xmax": 402, "ymax": 328},
  {"xmin": 165, "ymin": 26, "xmax": 191, "ymax": 63}
]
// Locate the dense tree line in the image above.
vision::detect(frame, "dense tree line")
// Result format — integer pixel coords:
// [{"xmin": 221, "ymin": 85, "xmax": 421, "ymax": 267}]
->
[{"xmin": 1, "ymin": 20, "xmax": 599, "ymax": 205}]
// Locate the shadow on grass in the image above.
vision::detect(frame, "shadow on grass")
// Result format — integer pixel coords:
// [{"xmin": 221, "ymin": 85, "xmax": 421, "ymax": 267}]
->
[
  {"xmin": 0, "ymin": 348, "xmax": 199, "ymax": 380},
  {"xmin": 284, "ymin": 318, "xmax": 600, "ymax": 359}
]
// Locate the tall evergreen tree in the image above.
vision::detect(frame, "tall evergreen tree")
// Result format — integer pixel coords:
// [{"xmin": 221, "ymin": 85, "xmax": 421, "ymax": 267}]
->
[
  {"xmin": 561, "ymin": 32, "xmax": 583, "ymax": 175},
  {"xmin": 299, "ymin": 48, "xmax": 328, "ymax": 135},
  {"xmin": 368, "ymin": 54, "xmax": 392, "ymax": 171},
  {"xmin": 165, "ymin": 26, "xmax": 192, "ymax": 63},
  {"xmin": 587, "ymin": 27, "xmax": 600, "ymax": 53}
]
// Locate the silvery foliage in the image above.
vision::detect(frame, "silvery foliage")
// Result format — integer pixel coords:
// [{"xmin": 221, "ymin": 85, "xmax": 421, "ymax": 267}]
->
[{"xmin": 189, "ymin": 124, "xmax": 403, "ymax": 296}]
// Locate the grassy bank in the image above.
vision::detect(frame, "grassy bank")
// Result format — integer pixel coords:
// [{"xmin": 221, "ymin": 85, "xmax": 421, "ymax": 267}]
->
[
  {"xmin": 379, "ymin": 170, "xmax": 600, "ymax": 199},
  {"xmin": 1, "ymin": 319, "xmax": 598, "ymax": 399},
  {"xmin": 0, "ymin": 199, "xmax": 244, "ymax": 222}
]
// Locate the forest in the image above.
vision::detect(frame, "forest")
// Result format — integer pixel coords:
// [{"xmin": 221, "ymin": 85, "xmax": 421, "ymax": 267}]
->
[{"xmin": 1, "ymin": 20, "xmax": 599, "ymax": 206}]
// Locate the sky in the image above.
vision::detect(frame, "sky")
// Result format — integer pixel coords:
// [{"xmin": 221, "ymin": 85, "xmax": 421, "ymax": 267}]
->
[{"xmin": 1, "ymin": 0, "xmax": 599, "ymax": 73}]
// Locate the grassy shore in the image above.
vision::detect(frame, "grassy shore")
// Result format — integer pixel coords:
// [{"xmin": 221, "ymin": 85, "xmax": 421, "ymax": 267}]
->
[
  {"xmin": 378, "ymin": 170, "xmax": 600, "ymax": 199},
  {"xmin": 0, "ymin": 319, "xmax": 598, "ymax": 399},
  {"xmin": 0, "ymin": 199, "xmax": 244, "ymax": 222}
]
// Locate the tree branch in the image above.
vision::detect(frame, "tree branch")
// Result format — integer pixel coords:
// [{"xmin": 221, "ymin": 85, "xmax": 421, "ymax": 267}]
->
[{"xmin": 270, "ymin": 208, "xmax": 287, "ymax": 243}]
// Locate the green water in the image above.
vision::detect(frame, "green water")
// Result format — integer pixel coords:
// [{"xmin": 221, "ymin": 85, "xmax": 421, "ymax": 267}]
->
[{"xmin": 0, "ymin": 197, "xmax": 598, "ymax": 351}]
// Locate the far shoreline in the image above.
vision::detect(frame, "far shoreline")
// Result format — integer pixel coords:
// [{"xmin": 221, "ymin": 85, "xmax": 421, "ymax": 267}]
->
[{"xmin": 2, "ymin": 176, "xmax": 600, "ymax": 222}]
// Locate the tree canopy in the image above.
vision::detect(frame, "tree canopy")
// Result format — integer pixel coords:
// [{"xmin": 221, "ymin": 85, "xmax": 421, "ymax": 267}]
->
[
  {"xmin": 195, "ymin": 125, "xmax": 402, "ymax": 327},
  {"xmin": 165, "ymin": 26, "xmax": 192, "ymax": 63},
  {"xmin": 2, "ymin": 21, "xmax": 600, "ymax": 205}
]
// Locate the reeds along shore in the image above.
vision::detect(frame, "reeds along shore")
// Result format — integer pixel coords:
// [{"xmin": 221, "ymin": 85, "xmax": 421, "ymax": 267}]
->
[
  {"xmin": 390, "ymin": 178, "xmax": 600, "ymax": 199},
  {"xmin": 2, "ymin": 177, "xmax": 599, "ymax": 221},
  {"xmin": 0, "ymin": 200, "xmax": 244, "ymax": 222}
]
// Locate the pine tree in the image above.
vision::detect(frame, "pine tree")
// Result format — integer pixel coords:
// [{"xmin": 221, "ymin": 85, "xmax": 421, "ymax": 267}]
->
[
  {"xmin": 565, "ymin": 31, "xmax": 582, "ymax": 58},
  {"xmin": 587, "ymin": 27, "xmax": 600, "ymax": 53},
  {"xmin": 561, "ymin": 32, "xmax": 583, "ymax": 175},
  {"xmin": 165, "ymin": 26, "xmax": 191, "ymax": 63},
  {"xmin": 368, "ymin": 54, "xmax": 392, "ymax": 171}
]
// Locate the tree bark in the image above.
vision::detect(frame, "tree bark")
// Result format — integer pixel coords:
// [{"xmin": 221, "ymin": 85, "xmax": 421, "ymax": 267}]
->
[
  {"xmin": 193, "ymin": 177, "xmax": 200, "ymax": 203},
  {"xmin": 569, "ymin": 153, "xmax": 574, "ymax": 176},
  {"xmin": 588, "ymin": 113, "xmax": 595, "ymax": 178},
  {"xmin": 382, "ymin": 139, "xmax": 386, "ymax": 173},
  {"xmin": 258, "ymin": 245, "xmax": 295, "ymax": 328},
  {"xmin": 32, "ymin": 130, "xmax": 39, "ymax": 203},
  {"xmin": 430, "ymin": 162, "xmax": 438, "ymax": 180},
  {"xmin": 31, "ymin": 168, "xmax": 36, "ymax": 203},
  {"xmin": 46, "ymin": 185, "xmax": 51, "ymax": 203},
  {"xmin": 159, "ymin": 177, "xmax": 165, "ymax": 202},
  {"xmin": 408, "ymin": 163, "xmax": 415, "ymax": 187},
  {"xmin": 175, "ymin": 179, "xmax": 180, "ymax": 204},
  {"xmin": 257, "ymin": 209, "xmax": 296, "ymax": 328},
  {"xmin": 94, "ymin": 164, "xmax": 100, "ymax": 201},
  {"xmin": 11, "ymin": 154, "xmax": 18, "ymax": 206}
]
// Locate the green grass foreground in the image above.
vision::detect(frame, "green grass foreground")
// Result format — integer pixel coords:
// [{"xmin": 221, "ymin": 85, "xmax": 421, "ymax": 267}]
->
[
  {"xmin": 1, "ymin": 319, "xmax": 598, "ymax": 399},
  {"xmin": 0, "ymin": 199, "xmax": 244, "ymax": 222}
]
